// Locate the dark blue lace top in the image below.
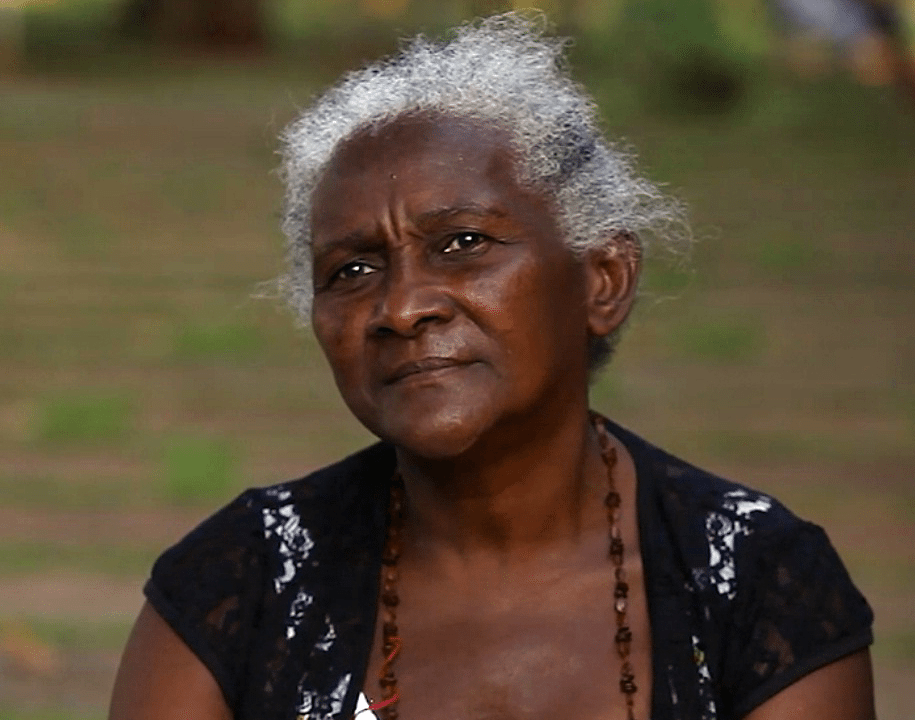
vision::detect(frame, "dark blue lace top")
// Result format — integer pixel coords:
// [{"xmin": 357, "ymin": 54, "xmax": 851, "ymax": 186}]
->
[{"xmin": 145, "ymin": 420, "xmax": 873, "ymax": 720}]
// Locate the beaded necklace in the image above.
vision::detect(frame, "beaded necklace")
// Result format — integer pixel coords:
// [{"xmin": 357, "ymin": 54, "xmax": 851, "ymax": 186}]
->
[{"xmin": 363, "ymin": 414, "xmax": 636, "ymax": 720}]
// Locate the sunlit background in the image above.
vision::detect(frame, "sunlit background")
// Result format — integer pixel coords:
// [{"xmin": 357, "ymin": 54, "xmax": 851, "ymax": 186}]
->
[{"xmin": 1, "ymin": 1, "xmax": 913, "ymax": 719}]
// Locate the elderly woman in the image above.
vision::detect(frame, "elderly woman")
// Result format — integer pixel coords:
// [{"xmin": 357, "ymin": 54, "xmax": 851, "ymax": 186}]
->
[{"xmin": 109, "ymin": 14, "xmax": 875, "ymax": 720}]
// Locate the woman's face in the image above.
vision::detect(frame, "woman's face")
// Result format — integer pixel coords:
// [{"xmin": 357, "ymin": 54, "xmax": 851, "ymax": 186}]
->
[{"xmin": 309, "ymin": 115, "xmax": 597, "ymax": 459}]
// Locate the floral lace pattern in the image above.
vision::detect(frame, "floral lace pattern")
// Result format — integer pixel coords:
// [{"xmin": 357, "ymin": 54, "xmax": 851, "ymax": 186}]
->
[
  {"xmin": 144, "ymin": 424, "xmax": 872, "ymax": 720},
  {"xmin": 690, "ymin": 634, "xmax": 718, "ymax": 720},
  {"xmin": 693, "ymin": 489, "xmax": 774, "ymax": 600}
]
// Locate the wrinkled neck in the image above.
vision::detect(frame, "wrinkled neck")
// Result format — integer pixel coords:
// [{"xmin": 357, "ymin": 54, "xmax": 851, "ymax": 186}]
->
[{"xmin": 394, "ymin": 409, "xmax": 609, "ymax": 568}]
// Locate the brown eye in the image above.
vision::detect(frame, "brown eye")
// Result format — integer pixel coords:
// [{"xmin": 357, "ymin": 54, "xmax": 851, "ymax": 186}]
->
[
  {"xmin": 333, "ymin": 260, "xmax": 376, "ymax": 282},
  {"xmin": 442, "ymin": 232, "xmax": 488, "ymax": 254}
]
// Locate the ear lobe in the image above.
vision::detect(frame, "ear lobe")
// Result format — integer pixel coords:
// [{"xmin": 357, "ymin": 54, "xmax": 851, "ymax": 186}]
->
[{"xmin": 585, "ymin": 233, "xmax": 641, "ymax": 337}]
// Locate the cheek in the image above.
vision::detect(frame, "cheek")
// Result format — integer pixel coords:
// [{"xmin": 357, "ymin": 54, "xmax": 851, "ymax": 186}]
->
[
  {"xmin": 312, "ymin": 306, "xmax": 360, "ymax": 380},
  {"xmin": 484, "ymin": 257, "xmax": 587, "ymax": 336}
]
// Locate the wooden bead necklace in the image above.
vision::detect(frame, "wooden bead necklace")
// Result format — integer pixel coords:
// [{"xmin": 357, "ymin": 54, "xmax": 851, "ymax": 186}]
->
[{"xmin": 363, "ymin": 414, "xmax": 637, "ymax": 719}]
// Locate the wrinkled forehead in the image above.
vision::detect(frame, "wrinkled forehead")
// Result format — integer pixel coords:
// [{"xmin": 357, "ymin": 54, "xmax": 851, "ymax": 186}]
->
[
  {"xmin": 309, "ymin": 113, "xmax": 547, "ymax": 237},
  {"xmin": 316, "ymin": 112, "xmax": 520, "ymax": 191},
  {"xmin": 308, "ymin": 111, "xmax": 569, "ymax": 259}
]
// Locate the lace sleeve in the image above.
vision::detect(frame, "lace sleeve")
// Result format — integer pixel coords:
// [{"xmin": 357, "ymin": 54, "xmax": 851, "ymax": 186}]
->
[
  {"xmin": 144, "ymin": 489, "xmax": 266, "ymax": 710},
  {"xmin": 723, "ymin": 520, "xmax": 874, "ymax": 718}
]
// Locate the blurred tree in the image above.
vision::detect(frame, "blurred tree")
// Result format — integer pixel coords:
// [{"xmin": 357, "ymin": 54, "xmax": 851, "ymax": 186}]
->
[
  {"xmin": 361, "ymin": 0, "xmax": 411, "ymax": 20},
  {"xmin": 119, "ymin": 0, "xmax": 267, "ymax": 49},
  {"xmin": 0, "ymin": 4, "xmax": 25, "ymax": 72},
  {"xmin": 615, "ymin": 0, "xmax": 755, "ymax": 115}
]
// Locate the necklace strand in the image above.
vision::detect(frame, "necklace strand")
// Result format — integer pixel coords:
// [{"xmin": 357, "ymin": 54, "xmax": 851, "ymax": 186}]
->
[
  {"xmin": 593, "ymin": 414, "xmax": 638, "ymax": 720},
  {"xmin": 367, "ymin": 415, "xmax": 636, "ymax": 720}
]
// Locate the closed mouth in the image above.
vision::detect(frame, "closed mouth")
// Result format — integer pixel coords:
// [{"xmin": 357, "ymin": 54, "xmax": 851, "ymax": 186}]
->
[{"xmin": 386, "ymin": 357, "xmax": 469, "ymax": 384}]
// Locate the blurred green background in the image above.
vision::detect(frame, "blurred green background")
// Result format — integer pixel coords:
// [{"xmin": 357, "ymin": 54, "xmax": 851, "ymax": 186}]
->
[{"xmin": 1, "ymin": 1, "xmax": 913, "ymax": 719}]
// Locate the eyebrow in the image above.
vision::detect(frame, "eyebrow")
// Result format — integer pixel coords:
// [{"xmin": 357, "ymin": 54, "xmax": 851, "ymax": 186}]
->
[
  {"xmin": 414, "ymin": 203, "xmax": 507, "ymax": 227},
  {"xmin": 313, "ymin": 203, "xmax": 508, "ymax": 260},
  {"xmin": 311, "ymin": 232, "xmax": 382, "ymax": 272}
]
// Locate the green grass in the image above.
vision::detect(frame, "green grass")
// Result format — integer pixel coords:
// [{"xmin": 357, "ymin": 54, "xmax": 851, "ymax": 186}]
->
[
  {"xmin": 171, "ymin": 319, "xmax": 264, "ymax": 365},
  {"xmin": 1, "ymin": 7, "xmax": 914, "ymax": 718},
  {"xmin": 640, "ymin": 258, "xmax": 696, "ymax": 296},
  {"xmin": 23, "ymin": 617, "xmax": 133, "ymax": 652},
  {"xmin": 700, "ymin": 428, "xmax": 827, "ymax": 463},
  {"xmin": 31, "ymin": 391, "xmax": 135, "ymax": 447},
  {"xmin": 670, "ymin": 316, "xmax": 766, "ymax": 363},
  {"xmin": 875, "ymin": 631, "xmax": 915, "ymax": 663},
  {"xmin": 0, "ymin": 540, "xmax": 157, "ymax": 577},
  {"xmin": 159, "ymin": 433, "xmax": 239, "ymax": 504},
  {"xmin": 752, "ymin": 237, "xmax": 822, "ymax": 275},
  {"xmin": 0, "ymin": 474, "xmax": 145, "ymax": 510}
]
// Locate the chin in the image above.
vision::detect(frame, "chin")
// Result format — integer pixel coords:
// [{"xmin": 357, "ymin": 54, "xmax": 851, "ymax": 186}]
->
[{"xmin": 369, "ymin": 403, "xmax": 496, "ymax": 461}]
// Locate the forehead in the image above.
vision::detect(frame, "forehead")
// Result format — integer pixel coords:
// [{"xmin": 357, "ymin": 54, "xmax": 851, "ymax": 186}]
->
[
  {"xmin": 326, "ymin": 113, "xmax": 516, "ymax": 182},
  {"xmin": 310, "ymin": 115, "xmax": 546, "ymax": 237}
]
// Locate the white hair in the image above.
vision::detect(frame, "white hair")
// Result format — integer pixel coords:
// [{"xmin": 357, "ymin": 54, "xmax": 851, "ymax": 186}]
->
[{"xmin": 278, "ymin": 13, "xmax": 688, "ymax": 368}]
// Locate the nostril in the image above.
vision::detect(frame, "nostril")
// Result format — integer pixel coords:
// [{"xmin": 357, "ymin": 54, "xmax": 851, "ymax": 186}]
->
[{"xmin": 368, "ymin": 281, "xmax": 454, "ymax": 338}]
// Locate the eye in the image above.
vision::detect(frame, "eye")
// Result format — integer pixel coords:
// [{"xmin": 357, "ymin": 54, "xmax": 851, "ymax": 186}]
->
[
  {"xmin": 442, "ymin": 232, "xmax": 488, "ymax": 254},
  {"xmin": 331, "ymin": 260, "xmax": 376, "ymax": 283}
]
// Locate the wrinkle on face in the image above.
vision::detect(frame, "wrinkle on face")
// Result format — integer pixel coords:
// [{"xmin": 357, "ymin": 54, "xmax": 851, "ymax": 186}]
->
[{"xmin": 309, "ymin": 113, "xmax": 593, "ymax": 461}]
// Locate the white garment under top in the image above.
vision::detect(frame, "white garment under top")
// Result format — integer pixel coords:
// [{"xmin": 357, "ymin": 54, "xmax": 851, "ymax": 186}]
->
[{"xmin": 355, "ymin": 692, "xmax": 380, "ymax": 719}]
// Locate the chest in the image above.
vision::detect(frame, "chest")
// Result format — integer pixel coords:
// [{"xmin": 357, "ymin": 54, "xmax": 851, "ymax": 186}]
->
[{"xmin": 361, "ymin": 559, "xmax": 653, "ymax": 720}]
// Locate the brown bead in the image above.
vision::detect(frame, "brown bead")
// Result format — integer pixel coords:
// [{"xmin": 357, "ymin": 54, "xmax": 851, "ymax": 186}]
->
[
  {"xmin": 610, "ymin": 536, "xmax": 624, "ymax": 562},
  {"xmin": 620, "ymin": 661, "xmax": 637, "ymax": 694},
  {"xmin": 371, "ymin": 418, "xmax": 639, "ymax": 720}
]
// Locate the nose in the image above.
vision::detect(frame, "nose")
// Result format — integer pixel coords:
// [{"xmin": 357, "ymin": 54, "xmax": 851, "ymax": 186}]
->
[{"xmin": 367, "ymin": 256, "xmax": 455, "ymax": 337}]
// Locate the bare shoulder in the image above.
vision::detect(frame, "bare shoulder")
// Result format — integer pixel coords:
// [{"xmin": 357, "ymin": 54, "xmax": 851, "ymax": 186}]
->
[
  {"xmin": 109, "ymin": 602, "xmax": 232, "ymax": 720},
  {"xmin": 743, "ymin": 649, "xmax": 876, "ymax": 720}
]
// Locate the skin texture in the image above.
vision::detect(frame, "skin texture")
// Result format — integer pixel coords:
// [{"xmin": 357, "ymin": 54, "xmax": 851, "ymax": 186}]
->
[
  {"xmin": 109, "ymin": 602, "xmax": 231, "ymax": 720},
  {"xmin": 309, "ymin": 115, "xmax": 625, "ymax": 467},
  {"xmin": 108, "ymin": 114, "xmax": 876, "ymax": 720}
]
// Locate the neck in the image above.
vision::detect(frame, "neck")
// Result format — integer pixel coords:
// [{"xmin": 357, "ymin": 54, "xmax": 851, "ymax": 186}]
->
[{"xmin": 394, "ymin": 407, "xmax": 608, "ymax": 566}]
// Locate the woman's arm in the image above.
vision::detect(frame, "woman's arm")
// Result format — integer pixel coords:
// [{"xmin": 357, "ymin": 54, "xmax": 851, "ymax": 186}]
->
[
  {"xmin": 743, "ymin": 649, "xmax": 876, "ymax": 720},
  {"xmin": 109, "ymin": 602, "xmax": 232, "ymax": 720}
]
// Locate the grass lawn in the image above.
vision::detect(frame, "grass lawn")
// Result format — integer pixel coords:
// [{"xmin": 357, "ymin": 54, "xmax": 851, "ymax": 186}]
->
[{"xmin": 1, "ymin": 13, "xmax": 913, "ymax": 718}]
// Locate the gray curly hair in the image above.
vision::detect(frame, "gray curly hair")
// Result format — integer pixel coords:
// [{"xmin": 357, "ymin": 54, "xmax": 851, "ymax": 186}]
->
[{"xmin": 279, "ymin": 12, "xmax": 687, "ymax": 370}]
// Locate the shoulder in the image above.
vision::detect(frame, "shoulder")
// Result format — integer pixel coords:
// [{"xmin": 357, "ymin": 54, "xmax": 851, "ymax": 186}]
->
[
  {"xmin": 607, "ymin": 420, "xmax": 866, "ymax": 604},
  {"xmin": 246, "ymin": 440, "xmax": 396, "ymax": 514},
  {"xmin": 191, "ymin": 441, "xmax": 396, "ymax": 545},
  {"xmin": 606, "ymin": 421, "xmax": 873, "ymax": 716},
  {"xmin": 147, "ymin": 441, "xmax": 395, "ymax": 624},
  {"xmin": 143, "ymin": 442, "xmax": 395, "ymax": 711},
  {"xmin": 610, "ymin": 420, "xmax": 801, "ymax": 546}
]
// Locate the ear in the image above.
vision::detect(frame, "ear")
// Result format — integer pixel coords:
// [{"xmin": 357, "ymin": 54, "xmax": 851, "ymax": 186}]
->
[{"xmin": 584, "ymin": 232, "xmax": 641, "ymax": 338}]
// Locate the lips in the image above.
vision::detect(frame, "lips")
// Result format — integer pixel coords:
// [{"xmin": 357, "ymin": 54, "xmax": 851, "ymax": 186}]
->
[{"xmin": 385, "ymin": 356, "xmax": 471, "ymax": 384}]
